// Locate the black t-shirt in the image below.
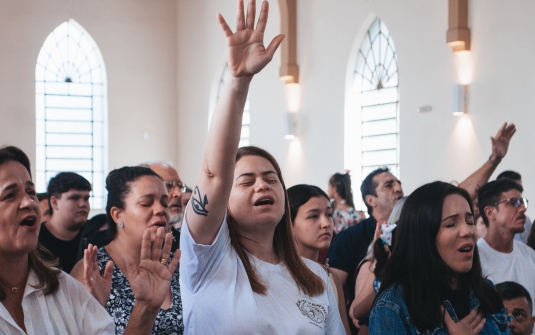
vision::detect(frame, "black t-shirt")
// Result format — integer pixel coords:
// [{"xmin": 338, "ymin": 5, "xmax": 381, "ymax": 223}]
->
[
  {"xmin": 38, "ymin": 222, "xmax": 83, "ymax": 273},
  {"xmin": 325, "ymin": 216, "xmax": 376, "ymax": 334},
  {"xmin": 442, "ymin": 283, "xmax": 470, "ymax": 320}
]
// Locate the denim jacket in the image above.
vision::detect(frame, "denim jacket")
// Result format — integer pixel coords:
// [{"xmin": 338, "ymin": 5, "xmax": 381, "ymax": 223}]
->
[{"xmin": 369, "ymin": 283, "xmax": 512, "ymax": 335}]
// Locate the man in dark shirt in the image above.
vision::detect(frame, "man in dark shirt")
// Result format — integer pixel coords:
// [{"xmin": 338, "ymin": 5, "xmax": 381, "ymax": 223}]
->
[
  {"xmin": 38, "ymin": 172, "xmax": 91, "ymax": 273},
  {"xmin": 326, "ymin": 167, "xmax": 403, "ymax": 333}
]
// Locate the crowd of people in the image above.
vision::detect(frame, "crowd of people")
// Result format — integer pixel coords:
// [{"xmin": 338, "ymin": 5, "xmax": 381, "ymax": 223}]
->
[{"xmin": 1, "ymin": 0, "xmax": 535, "ymax": 334}]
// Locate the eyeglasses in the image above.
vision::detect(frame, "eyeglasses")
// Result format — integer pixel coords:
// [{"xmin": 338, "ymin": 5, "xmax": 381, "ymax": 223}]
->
[
  {"xmin": 164, "ymin": 180, "xmax": 187, "ymax": 193},
  {"xmin": 492, "ymin": 197, "xmax": 528, "ymax": 209}
]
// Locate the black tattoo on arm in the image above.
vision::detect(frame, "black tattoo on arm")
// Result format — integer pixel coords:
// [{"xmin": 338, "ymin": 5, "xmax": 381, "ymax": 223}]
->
[{"xmin": 192, "ymin": 186, "xmax": 209, "ymax": 216}]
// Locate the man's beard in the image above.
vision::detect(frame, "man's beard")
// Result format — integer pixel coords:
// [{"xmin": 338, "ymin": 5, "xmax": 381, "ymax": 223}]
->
[{"xmin": 169, "ymin": 212, "xmax": 183, "ymax": 230}]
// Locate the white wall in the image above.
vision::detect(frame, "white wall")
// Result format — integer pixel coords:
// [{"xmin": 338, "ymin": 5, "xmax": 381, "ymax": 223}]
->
[
  {"xmin": 0, "ymin": 0, "xmax": 178, "ymax": 186},
  {"xmin": 176, "ymin": 0, "xmax": 535, "ymax": 217}
]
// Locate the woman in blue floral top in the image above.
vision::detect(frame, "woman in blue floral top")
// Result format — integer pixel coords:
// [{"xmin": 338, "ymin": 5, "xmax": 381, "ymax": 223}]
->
[{"xmin": 369, "ymin": 182, "xmax": 510, "ymax": 334}]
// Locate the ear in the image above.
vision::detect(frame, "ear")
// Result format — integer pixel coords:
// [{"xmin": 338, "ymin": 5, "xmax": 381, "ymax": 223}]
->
[
  {"xmin": 483, "ymin": 206, "xmax": 496, "ymax": 222},
  {"xmin": 49, "ymin": 196, "xmax": 59, "ymax": 211},
  {"xmin": 365, "ymin": 194, "xmax": 376, "ymax": 209},
  {"xmin": 110, "ymin": 207, "xmax": 124, "ymax": 225}
]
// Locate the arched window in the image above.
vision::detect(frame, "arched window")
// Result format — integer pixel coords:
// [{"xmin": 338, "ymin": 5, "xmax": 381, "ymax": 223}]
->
[
  {"xmin": 351, "ymin": 18, "xmax": 399, "ymax": 186},
  {"xmin": 35, "ymin": 19, "xmax": 107, "ymax": 209},
  {"xmin": 212, "ymin": 64, "xmax": 250, "ymax": 147}
]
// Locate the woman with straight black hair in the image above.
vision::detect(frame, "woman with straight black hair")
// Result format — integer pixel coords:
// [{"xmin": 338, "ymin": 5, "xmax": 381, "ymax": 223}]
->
[{"xmin": 369, "ymin": 181, "xmax": 510, "ymax": 334}]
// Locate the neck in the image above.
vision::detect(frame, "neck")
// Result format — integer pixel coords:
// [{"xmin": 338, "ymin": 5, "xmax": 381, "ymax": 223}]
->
[
  {"xmin": 372, "ymin": 210, "xmax": 389, "ymax": 223},
  {"xmin": 46, "ymin": 217, "xmax": 80, "ymax": 241},
  {"xmin": 484, "ymin": 227, "xmax": 515, "ymax": 253},
  {"xmin": 449, "ymin": 276, "xmax": 459, "ymax": 290},
  {"xmin": 0, "ymin": 254, "xmax": 29, "ymax": 290},
  {"xmin": 237, "ymin": 230, "xmax": 278, "ymax": 264},
  {"xmin": 297, "ymin": 244, "xmax": 318, "ymax": 262}
]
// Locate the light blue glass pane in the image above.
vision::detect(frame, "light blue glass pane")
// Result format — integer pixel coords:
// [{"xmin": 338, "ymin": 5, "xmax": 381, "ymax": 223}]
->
[
  {"xmin": 384, "ymin": 72, "xmax": 398, "ymax": 88},
  {"xmin": 46, "ymin": 108, "xmax": 92, "ymax": 121},
  {"xmin": 68, "ymin": 83, "xmax": 92, "ymax": 96},
  {"xmin": 242, "ymin": 111, "xmax": 250, "ymax": 126},
  {"xmin": 93, "ymin": 96, "xmax": 103, "ymax": 121},
  {"xmin": 378, "ymin": 87, "xmax": 398, "ymax": 104},
  {"xmin": 360, "ymin": 35, "xmax": 371, "ymax": 56},
  {"xmin": 91, "ymin": 196, "xmax": 105, "ymax": 210},
  {"xmin": 46, "ymin": 159, "xmax": 92, "ymax": 171},
  {"xmin": 361, "ymin": 103, "xmax": 397, "ymax": 121},
  {"xmin": 355, "ymin": 54, "xmax": 365, "ymax": 74},
  {"xmin": 78, "ymin": 172, "xmax": 93, "ymax": 184},
  {"xmin": 92, "ymin": 172, "xmax": 105, "ymax": 197},
  {"xmin": 369, "ymin": 19, "xmax": 380, "ymax": 42},
  {"xmin": 36, "ymin": 171, "xmax": 46, "ymax": 193},
  {"xmin": 244, "ymin": 98, "xmax": 250, "ymax": 111},
  {"xmin": 93, "ymin": 147, "xmax": 103, "ymax": 171},
  {"xmin": 93, "ymin": 122, "xmax": 103, "ymax": 146},
  {"xmin": 46, "ymin": 121, "xmax": 92, "ymax": 133},
  {"xmin": 92, "ymin": 84, "xmax": 103, "ymax": 96},
  {"xmin": 45, "ymin": 95, "xmax": 92, "ymax": 109},
  {"xmin": 46, "ymin": 133, "xmax": 93, "ymax": 146},
  {"xmin": 36, "ymin": 145, "xmax": 45, "ymax": 170},
  {"xmin": 91, "ymin": 67, "xmax": 103, "ymax": 84},
  {"xmin": 361, "ymin": 90, "xmax": 379, "ymax": 106},
  {"xmin": 362, "ymin": 149, "xmax": 396, "ymax": 166},
  {"xmin": 45, "ymin": 82, "xmax": 69, "ymax": 95},
  {"xmin": 240, "ymin": 125, "xmax": 250, "ymax": 139},
  {"xmin": 36, "ymin": 120, "xmax": 45, "ymax": 145},
  {"xmin": 372, "ymin": 34, "xmax": 381, "ymax": 67},
  {"xmin": 361, "ymin": 164, "xmax": 397, "ymax": 179},
  {"xmin": 239, "ymin": 139, "xmax": 249, "ymax": 148},
  {"xmin": 46, "ymin": 146, "xmax": 92, "ymax": 159},
  {"xmin": 361, "ymin": 119, "xmax": 396, "ymax": 137},
  {"xmin": 362, "ymin": 134, "xmax": 397, "ymax": 152}
]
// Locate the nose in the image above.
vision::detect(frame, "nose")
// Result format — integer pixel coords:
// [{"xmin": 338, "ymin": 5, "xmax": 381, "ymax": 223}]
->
[
  {"xmin": 255, "ymin": 178, "xmax": 270, "ymax": 192},
  {"xmin": 393, "ymin": 181, "xmax": 403, "ymax": 194},
  {"xmin": 320, "ymin": 215, "xmax": 333, "ymax": 229},
  {"xmin": 20, "ymin": 193, "xmax": 38, "ymax": 211},
  {"xmin": 459, "ymin": 221, "xmax": 474, "ymax": 238},
  {"xmin": 169, "ymin": 186, "xmax": 182, "ymax": 199}
]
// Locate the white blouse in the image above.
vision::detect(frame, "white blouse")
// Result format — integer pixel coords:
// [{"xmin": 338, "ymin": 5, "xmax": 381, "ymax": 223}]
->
[{"xmin": 0, "ymin": 269, "xmax": 114, "ymax": 334}]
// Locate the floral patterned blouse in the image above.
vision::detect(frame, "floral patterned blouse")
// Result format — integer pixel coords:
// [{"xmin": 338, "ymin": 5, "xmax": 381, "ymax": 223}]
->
[
  {"xmin": 333, "ymin": 207, "xmax": 362, "ymax": 233},
  {"xmin": 97, "ymin": 248, "xmax": 184, "ymax": 335}
]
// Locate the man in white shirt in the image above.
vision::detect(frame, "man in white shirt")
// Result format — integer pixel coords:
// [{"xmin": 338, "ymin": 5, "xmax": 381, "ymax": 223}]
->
[{"xmin": 477, "ymin": 178, "xmax": 535, "ymax": 322}]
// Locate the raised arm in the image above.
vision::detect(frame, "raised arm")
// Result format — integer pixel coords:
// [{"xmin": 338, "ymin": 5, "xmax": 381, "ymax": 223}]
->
[
  {"xmin": 458, "ymin": 122, "xmax": 516, "ymax": 201},
  {"xmin": 186, "ymin": 0, "xmax": 284, "ymax": 245}
]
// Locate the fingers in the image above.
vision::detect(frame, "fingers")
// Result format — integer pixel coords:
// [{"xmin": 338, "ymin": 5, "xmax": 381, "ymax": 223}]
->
[
  {"xmin": 495, "ymin": 122, "xmax": 506, "ymax": 138},
  {"xmin": 236, "ymin": 0, "xmax": 245, "ymax": 30},
  {"xmin": 139, "ymin": 229, "xmax": 152, "ymax": 262},
  {"xmin": 159, "ymin": 232, "xmax": 173, "ymax": 265},
  {"xmin": 245, "ymin": 0, "xmax": 256, "ymax": 30},
  {"xmin": 264, "ymin": 34, "xmax": 285, "ymax": 60},
  {"xmin": 218, "ymin": 14, "xmax": 233, "ymax": 38},
  {"xmin": 442, "ymin": 306, "xmax": 455, "ymax": 326},
  {"xmin": 103, "ymin": 260, "xmax": 114, "ymax": 282},
  {"xmin": 463, "ymin": 308, "xmax": 479, "ymax": 324},
  {"xmin": 151, "ymin": 227, "xmax": 166, "ymax": 261},
  {"xmin": 472, "ymin": 315, "xmax": 486, "ymax": 334},
  {"xmin": 168, "ymin": 249, "xmax": 181, "ymax": 275},
  {"xmin": 121, "ymin": 253, "xmax": 137, "ymax": 282},
  {"xmin": 256, "ymin": 0, "xmax": 268, "ymax": 32}
]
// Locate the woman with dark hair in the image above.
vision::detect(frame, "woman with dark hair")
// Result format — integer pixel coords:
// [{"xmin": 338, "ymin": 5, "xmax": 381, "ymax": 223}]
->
[
  {"xmin": 287, "ymin": 184, "xmax": 351, "ymax": 335},
  {"xmin": 369, "ymin": 181, "xmax": 510, "ymax": 334},
  {"xmin": 71, "ymin": 166, "xmax": 183, "ymax": 334},
  {"xmin": 328, "ymin": 172, "xmax": 363, "ymax": 233},
  {"xmin": 0, "ymin": 146, "xmax": 173, "ymax": 334},
  {"xmin": 179, "ymin": 1, "xmax": 344, "ymax": 333}
]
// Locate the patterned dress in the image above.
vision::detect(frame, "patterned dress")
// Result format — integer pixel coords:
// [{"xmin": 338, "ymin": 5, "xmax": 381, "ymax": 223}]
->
[
  {"xmin": 96, "ymin": 248, "xmax": 184, "ymax": 335},
  {"xmin": 333, "ymin": 207, "xmax": 362, "ymax": 233}
]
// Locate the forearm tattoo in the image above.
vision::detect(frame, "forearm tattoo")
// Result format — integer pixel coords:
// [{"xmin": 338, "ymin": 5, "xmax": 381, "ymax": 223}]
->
[{"xmin": 192, "ymin": 186, "xmax": 209, "ymax": 216}]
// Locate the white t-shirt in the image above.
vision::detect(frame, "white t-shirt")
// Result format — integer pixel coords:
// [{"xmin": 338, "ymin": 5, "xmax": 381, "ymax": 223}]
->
[
  {"xmin": 478, "ymin": 238, "xmax": 535, "ymax": 316},
  {"xmin": 179, "ymin": 214, "xmax": 345, "ymax": 335},
  {"xmin": 0, "ymin": 269, "xmax": 114, "ymax": 334}
]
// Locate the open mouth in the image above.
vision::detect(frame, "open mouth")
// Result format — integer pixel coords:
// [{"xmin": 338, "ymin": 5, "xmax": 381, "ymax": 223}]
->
[
  {"xmin": 20, "ymin": 215, "xmax": 37, "ymax": 227},
  {"xmin": 458, "ymin": 244, "xmax": 473, "ymax": 253},
  {"xmin": 151, "ymin": 222, "xmax": 167, "ymax": 228},
  {"xmin": 254, "ymin": 196, "xmax": 274, "ymax": 206}
]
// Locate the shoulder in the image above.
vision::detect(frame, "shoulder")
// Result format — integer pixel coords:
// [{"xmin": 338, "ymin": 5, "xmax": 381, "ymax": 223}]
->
[
  {"xmin": 513, "ymin": 240, "xmax": 535, "ymax": 259},
  {"xmin": 336, "ymin": 216, "xmax": 375, "ymax": 239},
  {"xmin": 371, "ymin": 283, "xmax": 405, "ymax": 315},
  {"xmin": 301, "ymin": 257, "xmax": 328, "ymax": 281}
]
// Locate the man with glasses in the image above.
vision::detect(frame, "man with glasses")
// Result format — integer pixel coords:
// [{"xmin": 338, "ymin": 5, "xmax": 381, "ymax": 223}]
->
[
  {"xmin": 478, "ymin": 178, "xmax": 535, "ymax": 322},
  {"xmin": 143, "ymin": 161, "xmax": 187, "ymax": 251}
]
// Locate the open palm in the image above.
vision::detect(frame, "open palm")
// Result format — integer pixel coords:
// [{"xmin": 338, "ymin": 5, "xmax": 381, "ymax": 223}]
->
[{"xmin": 218, "ymin": 0, "xmax": 284, "ymax": 78}]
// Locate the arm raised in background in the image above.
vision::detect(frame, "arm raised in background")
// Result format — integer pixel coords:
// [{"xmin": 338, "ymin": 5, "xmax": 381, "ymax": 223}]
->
[
  {"xmin": 459, "ymin": 122, "xmax": 516, "ymax": 201},
  {"xmin": 186, "ymin": 0, "xmax": 284, "ymax": 245}
]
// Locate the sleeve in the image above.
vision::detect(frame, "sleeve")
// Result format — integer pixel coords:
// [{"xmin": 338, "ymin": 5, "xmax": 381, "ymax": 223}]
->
[
  {"xmin": 368, "ymin": 299, "xmax": 406, "ymax": 335},
  {"xmin": 62, "ymin": 273, "xmax": 115, "ymax": 334},
  {"xmin": 179, "ymin": 212, "xmax": 232, "ymax": 293},
  {"xmin": 325, "ymin": 274, "xmax": 346, "ymax": 335},
  {"xmin": 326, "ymin": 230, "xmax": 357, "ymax": 274}
]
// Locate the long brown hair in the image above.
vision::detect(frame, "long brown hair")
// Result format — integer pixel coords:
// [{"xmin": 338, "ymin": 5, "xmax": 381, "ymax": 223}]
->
[
  {"xmin": 227, "ymin": 146, "xmax": 325, "ymax": 296},
  {"xmin": 0, "ymin": 146, "xmax": 61, "ymax": 301}
]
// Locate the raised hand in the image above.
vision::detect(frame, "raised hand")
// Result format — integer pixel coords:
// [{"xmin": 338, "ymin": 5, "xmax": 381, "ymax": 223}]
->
[
  {"xmin": 490, "ymin": 122, "xmax": 516, "ymax": 162},
  {"xmin": 443, "ymin": 307, "xmax": 486, "ymax": 335},
  {"xmin": 83, "ymin": 244, "xmax": 113, "ymax": 306},
  {"xmin": 122, "ymin": 227, "xmax": 180, "ymax": 310},
  {"xmin": 218, "ymin": 0, "xmax": 284, "ymax": 78}
]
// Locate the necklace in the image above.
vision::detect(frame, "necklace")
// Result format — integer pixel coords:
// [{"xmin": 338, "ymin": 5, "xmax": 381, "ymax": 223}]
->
[{"xmin": 0, "ymin": 277, "xmax": 26, "ymax": 296}]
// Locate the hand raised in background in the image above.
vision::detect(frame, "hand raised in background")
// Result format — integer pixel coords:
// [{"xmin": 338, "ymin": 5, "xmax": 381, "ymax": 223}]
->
[
  {"xmin": 218, "ymin": 0, "xmax": 284, "ymax": 78},
  {"xmin": 490, "ymin": 122, "xmax": 516, "ymax": 162}
]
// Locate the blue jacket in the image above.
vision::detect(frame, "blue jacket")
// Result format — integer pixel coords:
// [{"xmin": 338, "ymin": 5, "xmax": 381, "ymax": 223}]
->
[{"xmin": 369, "ymin": 283, "xmax": 511, "ymax": 335}]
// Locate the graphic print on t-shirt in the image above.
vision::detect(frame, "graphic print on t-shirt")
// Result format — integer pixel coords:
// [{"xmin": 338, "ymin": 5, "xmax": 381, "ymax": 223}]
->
[{"xmin": 296, "ymin": 300, "xmax": 326, "ymax": 328}]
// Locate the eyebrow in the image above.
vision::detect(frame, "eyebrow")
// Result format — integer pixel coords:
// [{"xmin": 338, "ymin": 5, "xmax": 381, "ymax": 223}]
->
[
  {"xmin": 235, "ymin": 170, "xmax": 278, "ymax": 181},
  {"xmin": 441, "ymin": 212, "xmax": 474, "ymax": 222},
  {"xmin": 1, "ymin": 181, "xmax": 34, "ymax": 193}
]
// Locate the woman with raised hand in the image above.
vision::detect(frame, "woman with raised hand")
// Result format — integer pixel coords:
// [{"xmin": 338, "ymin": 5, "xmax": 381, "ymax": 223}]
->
[
  {"xmin": 287, "ymin": 184, "xmax": 351, "ymax": 334},
  {"xmin": 179, "ymin": 0, "xmax": 344, "ymax": 334},
  {"xmin": 369, "ymin": 182, "xmax": 510, "ymax": 334},
  {"xmin": 0, "ymin": 146, "xmax": 174, "ymax": 335},
  {"xmin": 71, "ymin": 166, "xmax": 183, "ymax": 335}
]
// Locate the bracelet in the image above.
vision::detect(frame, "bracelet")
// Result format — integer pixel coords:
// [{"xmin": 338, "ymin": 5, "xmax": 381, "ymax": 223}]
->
[{"xmin": 488, "ymin": 156, "xmax": 501, "ymax": 166}]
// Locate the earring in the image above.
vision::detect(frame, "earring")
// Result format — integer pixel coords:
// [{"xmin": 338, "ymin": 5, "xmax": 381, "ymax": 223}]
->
[{"xmin": 118, "ymin": 222, "xmax": 124, "ymax": 229}]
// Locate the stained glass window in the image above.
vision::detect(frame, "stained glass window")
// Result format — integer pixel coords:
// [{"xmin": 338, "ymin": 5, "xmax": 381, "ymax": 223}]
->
[
  {"xmin": 213, "ymin": 64, "xmax": 251, "ymax": 148},
  {"xmin": 36, "ymin": 20, "xmax": 107, "ymax": 209},
  {"xmin": 353, "ymin": 18, "xmax": 399, "ymax": 182}
]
